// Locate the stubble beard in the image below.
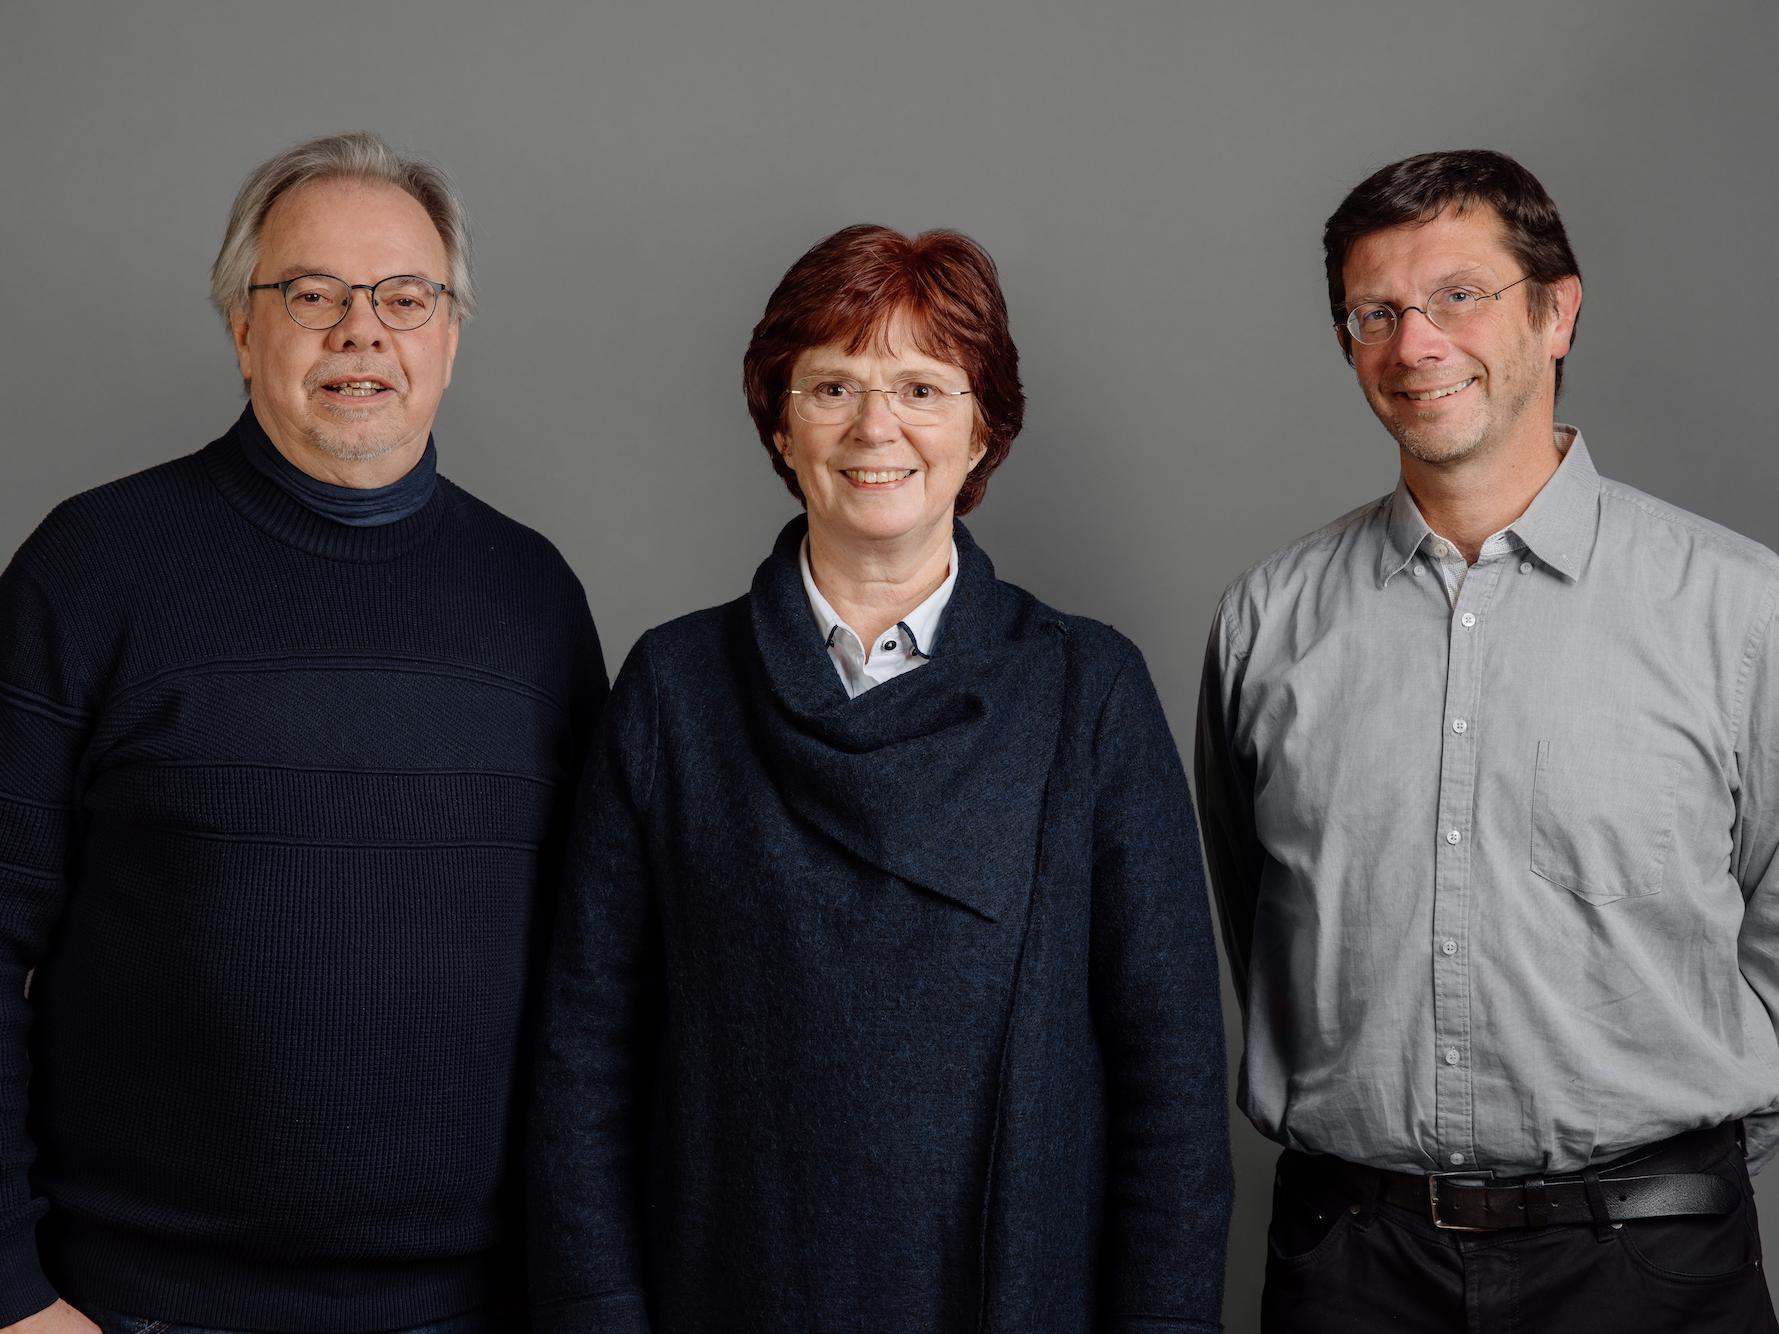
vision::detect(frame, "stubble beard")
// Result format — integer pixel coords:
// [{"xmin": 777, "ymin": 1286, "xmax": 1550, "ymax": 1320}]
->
[{"xmin": 301, "ymin": 414, "xmax": 409, "ymax": 463}]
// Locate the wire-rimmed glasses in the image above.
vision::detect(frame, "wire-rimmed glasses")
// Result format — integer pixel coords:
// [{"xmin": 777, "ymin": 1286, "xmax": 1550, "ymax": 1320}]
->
[
  {"xmin": 1342, "ymin": 274, "xmax": 1532, "ymax": 345},
  {"xmin": 247, "ymin": 273, "xmax": 453, "ymax": 331},
  {"xmin": 787, "ymin": 375, "xmax": 973, "ymax": 425}
]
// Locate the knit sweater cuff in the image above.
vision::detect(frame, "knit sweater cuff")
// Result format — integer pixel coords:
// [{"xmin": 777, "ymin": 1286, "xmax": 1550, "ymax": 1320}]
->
[
  {"xmin": 531, "ymin": 1289, "xmax": 651, "ymax": 1334},
  {"xmin": 0, "ymin": 1228, "xmax": 59, "ymax": 1326}
]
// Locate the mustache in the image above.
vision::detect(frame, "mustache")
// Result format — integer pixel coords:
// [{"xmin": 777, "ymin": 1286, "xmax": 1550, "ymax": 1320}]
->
[{"xmin": 304, "ymin": 358, "xmax": 406, "ymax": 393}]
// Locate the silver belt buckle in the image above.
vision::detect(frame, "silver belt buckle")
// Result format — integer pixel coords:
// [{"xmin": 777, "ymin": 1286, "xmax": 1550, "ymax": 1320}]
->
[{"xmin": 1427, "ymin": 1169, "xmax": 1497, "ymax": 1231}]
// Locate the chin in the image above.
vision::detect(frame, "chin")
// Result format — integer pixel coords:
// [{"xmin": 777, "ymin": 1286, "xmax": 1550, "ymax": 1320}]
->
[{"xmin": 303, "ymin": 425, "xmax": 410, "ymax": 463}]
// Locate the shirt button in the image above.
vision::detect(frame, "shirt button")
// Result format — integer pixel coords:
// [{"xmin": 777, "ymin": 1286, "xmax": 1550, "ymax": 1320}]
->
[
  {"xmin": 1450, "ymin": 1152, "xmax": 1466, "ymax": 1166},
  {"xmin": 1444, "ymin": 1047, "xmax": 1461, "ymax": 1065},
  {"xmin": 1433, "ymin": 542, "xmax": 1449, "ymax": 558},
  {"xmin": 1519, "ymin": 561, "xmax": 1533, "ymax": 574},
  {"xmin": 1452, "ymin": 718, "xmax": 1467, "ymax": 734},
  {"xmin": 883, "ymin": 639, "xmax": 897, "ymax": 651},
  {"xmin": 1442, "ymin": 939, "xmax": 1458, "ymax": 956},
  {"xmin": 1412, "ymin": 563, "xmax": 1424, "ymax": 576},
  {"xmin": 1446, "ymin": 829, "xmax": 1462, "ymax": 845},
  {"xmin": 1460, "ymin": 612, "xmax": 1477, "ymax": 628}
]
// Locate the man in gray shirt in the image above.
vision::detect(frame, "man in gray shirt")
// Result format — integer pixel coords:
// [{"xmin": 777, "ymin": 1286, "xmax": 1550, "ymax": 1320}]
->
[{"xmin": 1196, "ymin": 149, "xmax": 1778, "ymax": 1331}]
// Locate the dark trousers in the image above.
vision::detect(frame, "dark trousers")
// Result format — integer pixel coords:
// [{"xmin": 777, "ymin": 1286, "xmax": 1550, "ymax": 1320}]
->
[{"xmin": 1263, "ymin": 1130, "xmax": 1778, "ymax": 1333}]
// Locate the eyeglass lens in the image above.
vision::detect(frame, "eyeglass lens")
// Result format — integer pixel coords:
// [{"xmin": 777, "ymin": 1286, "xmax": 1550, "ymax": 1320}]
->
[
  {"xmin": 281, "ymin": 275, "xmax": 442, "ymax": 331},
  {"xmin": 1346, "ymin": 286, "xmax": 1502, "ymax": 344},
  {"xmin": 791, "ymin": 378, "xmax": 963, "ymax": 425}
]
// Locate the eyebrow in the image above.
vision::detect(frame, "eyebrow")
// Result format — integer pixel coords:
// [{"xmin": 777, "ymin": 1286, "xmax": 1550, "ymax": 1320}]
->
[
  {"xmin": 1349, "ymin": 267, "xmax": 1498, "ymax": 305},
  {"xmin": 799, "ymin": 363, "xmax": 965, "ymax": 383},
  {"xmin": 265, "ymin": 264, "xmax": 441, "ymax": 283}
]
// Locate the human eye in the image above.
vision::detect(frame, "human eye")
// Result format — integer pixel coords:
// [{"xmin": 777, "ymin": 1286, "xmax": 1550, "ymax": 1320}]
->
[
  {"xmin": 378, "ymin": 278, "xmax": 433, "ymax": 310},
  {"xmin": 1434, "ymin": 286, "xmax": 1484, "ymax": 311},
  {"xmin": 287, "ymin": 279, "xmax": 333, "ymax": 304},
  {"xmin": 897, "ymin": 381, "xmax": 942, "ymax": 401},
  {"xmin": 1351, "ymin": 303, "xmax": 1393, "ymax": 327},
  {"xmin": 810, "ymin": 379, "xmax": 858, "ymax": 400}
]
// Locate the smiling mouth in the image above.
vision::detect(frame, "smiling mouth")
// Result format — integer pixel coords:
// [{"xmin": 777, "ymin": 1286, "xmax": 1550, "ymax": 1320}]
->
[
  {"xmin": 842, "ymin": 468, "xmax": 916, "ymax": 484},
  {"xmin": 1397, "ymin": 378, "xmax": 1476, "ymax": 402},
  {"xmin": 322, "ymin": 379, "xmax": 393, "ymax": 398}
]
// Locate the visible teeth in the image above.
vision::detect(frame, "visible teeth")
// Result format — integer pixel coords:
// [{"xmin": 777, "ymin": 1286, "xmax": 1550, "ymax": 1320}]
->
[
  {"xmin": 846, "ymin": 469, "xmax": 914, "ymax": 483},
  {"xmin": 329, "ymin": 381, "xmax": 385, "ymax": 396},
  {"xmin": 1404, "ymin": 378, "xmax": 1475, "ymax": 401}
]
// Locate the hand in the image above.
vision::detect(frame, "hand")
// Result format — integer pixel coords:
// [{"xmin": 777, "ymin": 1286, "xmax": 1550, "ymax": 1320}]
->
[{"xmin": 2, "ymin": 1299, "xmax": 101, "ymax": 1333}]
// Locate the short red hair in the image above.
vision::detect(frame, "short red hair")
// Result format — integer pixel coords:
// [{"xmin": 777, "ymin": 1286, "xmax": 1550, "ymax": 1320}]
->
[{"xmin": 743, "ymin": 224, "xmax": 1025, "ymax": 517}]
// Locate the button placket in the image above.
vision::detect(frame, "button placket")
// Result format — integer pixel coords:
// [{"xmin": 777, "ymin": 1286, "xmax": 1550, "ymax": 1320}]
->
[{"xmin": 1431, "ymin": 561, "xmax": 1503, "ymax": 1172}]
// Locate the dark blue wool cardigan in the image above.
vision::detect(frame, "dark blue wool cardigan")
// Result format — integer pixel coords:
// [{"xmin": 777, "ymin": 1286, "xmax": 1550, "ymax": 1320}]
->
[
  {"xmin": 529, "ymin": 517, "xmax": 1231, "ymax": 1333},
  {"xmin": 0, "ymin": 410, "xmax": 605, "ymax": 1330}
]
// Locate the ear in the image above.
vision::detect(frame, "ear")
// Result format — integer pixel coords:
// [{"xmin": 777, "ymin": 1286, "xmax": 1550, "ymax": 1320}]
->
[
  {"xmin": 774, "ymin": 429, "xmax": 795, "ymax": 469},
  {"xmin": 967, "ymin": 439, "xmax": 987, "ymax": 471},
  {"xmin": 231, "ymin": 310, "xmax": 254, "ymax": 382},
  {"xmin": 441, "ymin": 316, "xmax": 461, "ymax": 390},
  {"xmin": 1544, "ymin": 274, "xmax": 1583, "ymax": 360}
]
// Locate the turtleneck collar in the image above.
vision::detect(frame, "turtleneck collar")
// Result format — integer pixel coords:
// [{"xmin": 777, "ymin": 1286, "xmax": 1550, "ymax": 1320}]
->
[
  {"xmin": 201, "ymin": 407, "xmax": 449, "ymax": 563},
  {"xmin": 239, "ymin": 405, "xmax": 437, "ymax": 527}
]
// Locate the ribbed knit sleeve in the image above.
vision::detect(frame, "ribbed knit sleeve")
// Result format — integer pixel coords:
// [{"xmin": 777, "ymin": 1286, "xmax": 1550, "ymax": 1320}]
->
[
  {"xmin": 0, "ymin": 517, "xmax": 107, "ymax": 1322},
  {"xmin": 528, "ymin": 635, "xmax": 660, "ymax": 1334}
]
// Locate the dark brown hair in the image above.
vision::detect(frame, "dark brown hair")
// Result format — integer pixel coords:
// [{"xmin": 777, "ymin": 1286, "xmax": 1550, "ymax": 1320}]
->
[
  {"xmin": 743, "ymin": 224, "xmax": 1025, "ymax": 515},
  {"xmin": 1323, "ymin": 149, "xmax": 1581, "ymax": 393}
]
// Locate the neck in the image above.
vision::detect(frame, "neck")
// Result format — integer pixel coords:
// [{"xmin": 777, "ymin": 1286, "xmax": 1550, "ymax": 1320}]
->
[
  {"xmin": 1401, "ymin": 419, "xmax": 1563, "ymax": 564},
  {"xmin": 807, "ymin": 521, "xmax": 953, "ymax": 649}
]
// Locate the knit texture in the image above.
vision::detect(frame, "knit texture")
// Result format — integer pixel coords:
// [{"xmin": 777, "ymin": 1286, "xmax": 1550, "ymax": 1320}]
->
[
  {"xmin": 0, "ymin": 410, "xmax": 605, "ymax": 1330},
  {"xmin": 529, "ymin": 516, "xmax": 1231, "ymax": 1334}
]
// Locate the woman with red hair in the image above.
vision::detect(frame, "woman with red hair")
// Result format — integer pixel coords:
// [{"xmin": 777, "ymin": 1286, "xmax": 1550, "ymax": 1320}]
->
[{"xmin": 528, "ymin": 225, "xmax": 1231, "ymax": 1333}]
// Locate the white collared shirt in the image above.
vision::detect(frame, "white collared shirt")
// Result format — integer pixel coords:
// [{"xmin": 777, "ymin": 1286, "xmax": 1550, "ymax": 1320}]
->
[{"xmin": 799, "ymin": 538, "xmax": 957, "ymax": 699}]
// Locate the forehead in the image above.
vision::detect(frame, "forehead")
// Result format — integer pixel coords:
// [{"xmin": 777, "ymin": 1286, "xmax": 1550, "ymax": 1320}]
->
[
  {"xmin": 791, "ymin": 310, "xmax": 967, "ymax": 378},
  {"xmin": 255, "ymin": 178, "xmax": 448, "ymax": 279},
  {"xmin": 1342, "ymin": 204, "xmax": 1517, "ymax": 298}
]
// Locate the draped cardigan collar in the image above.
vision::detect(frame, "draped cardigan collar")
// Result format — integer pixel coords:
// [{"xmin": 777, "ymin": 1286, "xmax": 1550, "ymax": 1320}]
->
[{"xmin": 739, "ymin": 516, "xmax": 1069, "ymax": 923}]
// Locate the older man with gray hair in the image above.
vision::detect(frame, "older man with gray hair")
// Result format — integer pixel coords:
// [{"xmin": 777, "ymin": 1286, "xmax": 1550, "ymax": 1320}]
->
[{"xmin": 0, "ymin": 133, "xmax": 604, "ymax": 1333}]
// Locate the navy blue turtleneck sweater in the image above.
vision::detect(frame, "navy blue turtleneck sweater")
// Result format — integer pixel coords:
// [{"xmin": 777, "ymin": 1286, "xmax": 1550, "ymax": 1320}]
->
[{"xmin": 0, "ymin": 409, "xmax": 605, "ymax": 1330}]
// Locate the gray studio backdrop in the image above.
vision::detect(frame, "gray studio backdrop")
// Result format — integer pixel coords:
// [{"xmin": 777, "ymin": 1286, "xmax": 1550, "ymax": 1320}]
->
[{"xmin": 4, "ymin": 1, "xmax": 1776, "ymax": 1327}]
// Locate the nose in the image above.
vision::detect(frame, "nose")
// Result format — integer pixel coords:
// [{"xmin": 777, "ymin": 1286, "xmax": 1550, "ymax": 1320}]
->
[
  {"xmin": 850, "ymin": 388, "xmax": 902, "ymax": 442},
  {"xmin": 1392, "ymin": 305, "xmax": 1449, "ymax": 363},
  {"xmin": 325, "ymin": 293, "xmax": 388, "ymax": 352}
]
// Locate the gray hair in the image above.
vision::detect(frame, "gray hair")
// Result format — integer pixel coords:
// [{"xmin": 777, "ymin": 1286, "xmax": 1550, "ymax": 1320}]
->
[{"xmin": 210, "ymin": 131, "xmax": 476, "ymax": 326}]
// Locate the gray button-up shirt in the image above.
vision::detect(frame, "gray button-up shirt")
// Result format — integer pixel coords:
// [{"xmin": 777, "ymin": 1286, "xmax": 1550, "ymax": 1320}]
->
[{"xmin": 1196, "ymin": 429, "xmax": 1779, "ymax": 1175}]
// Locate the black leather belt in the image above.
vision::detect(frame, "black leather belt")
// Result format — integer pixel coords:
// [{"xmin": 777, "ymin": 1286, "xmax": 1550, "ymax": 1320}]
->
[{"xmin": 1323, "ymin": 1122, "xmax": 1746, "ymax": 1233}]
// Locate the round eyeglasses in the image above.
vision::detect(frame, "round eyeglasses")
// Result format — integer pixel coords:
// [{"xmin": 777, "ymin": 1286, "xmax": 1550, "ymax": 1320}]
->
[
  {"xmin": 247, "ymin": 273, "xmax": 454, "ymax": 331},
  {"xmin": 1342, "ymin": 274, "xmax": 1532, "ymax": 345},
  {"xmin": 787, "ymin": 375, "xmax": 973, "ymax": 425}
]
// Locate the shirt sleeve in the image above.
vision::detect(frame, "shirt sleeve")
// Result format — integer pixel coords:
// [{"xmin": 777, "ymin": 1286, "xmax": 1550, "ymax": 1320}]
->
[
  {"xmin": 527, "ymin": 635, "xmax": 661, "ymax": 1334},
  {"xmin": 1089, "ymin": 641, "xmax": 1232, "ymax": 1331},
  {"xmin": 0, "ymin": 547, "xmax": 94, "ymax": 1320},
  {"xmin": 1193, "ymin": 595, "xmax": 1263, "ymax": 1012},
  {"xmin": 1734, "ymin": 591, "xmax": 1779, "ymax": 1171}
]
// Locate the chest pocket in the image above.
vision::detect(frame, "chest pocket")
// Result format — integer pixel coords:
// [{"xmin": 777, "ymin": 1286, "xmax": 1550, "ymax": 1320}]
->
[{"xmin": 1529, "ymin": 739, "xmax": 1678, "ymax": 905}]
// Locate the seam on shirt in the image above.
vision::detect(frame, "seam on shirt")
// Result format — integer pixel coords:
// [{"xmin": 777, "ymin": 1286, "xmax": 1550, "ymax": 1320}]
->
[
  {"xmin": 1213, "ymin": 587, "xmax": 1251, "ymax": 665},
  {"xmin": 104, "ymin": 652, "xmax": 571, "ymax": 714},
  {"xmin": 0, "ymin": 788, "xmax": 73, "ymax": 812},
  {"xmin": 0, "ymin": 681, "xmax": 92, "ymax": 726},
  {"xmin": 1730, "ymin": 588, "xmax": 1779, "ymax": 753},
  {"xmin": 1600, "ymin": 483, "xmax": 1779, "ymax": 569},
  {"xmin": 1230, "ymin": 493, "xmax": 1390, "ymax": 583},
  {"xmin": 97, "ymin": 758, "xmax": 562, "ymax": 786},
  {"xmin": 0, "ymin": 858, "xmax": 61, "ymax": 882}
]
